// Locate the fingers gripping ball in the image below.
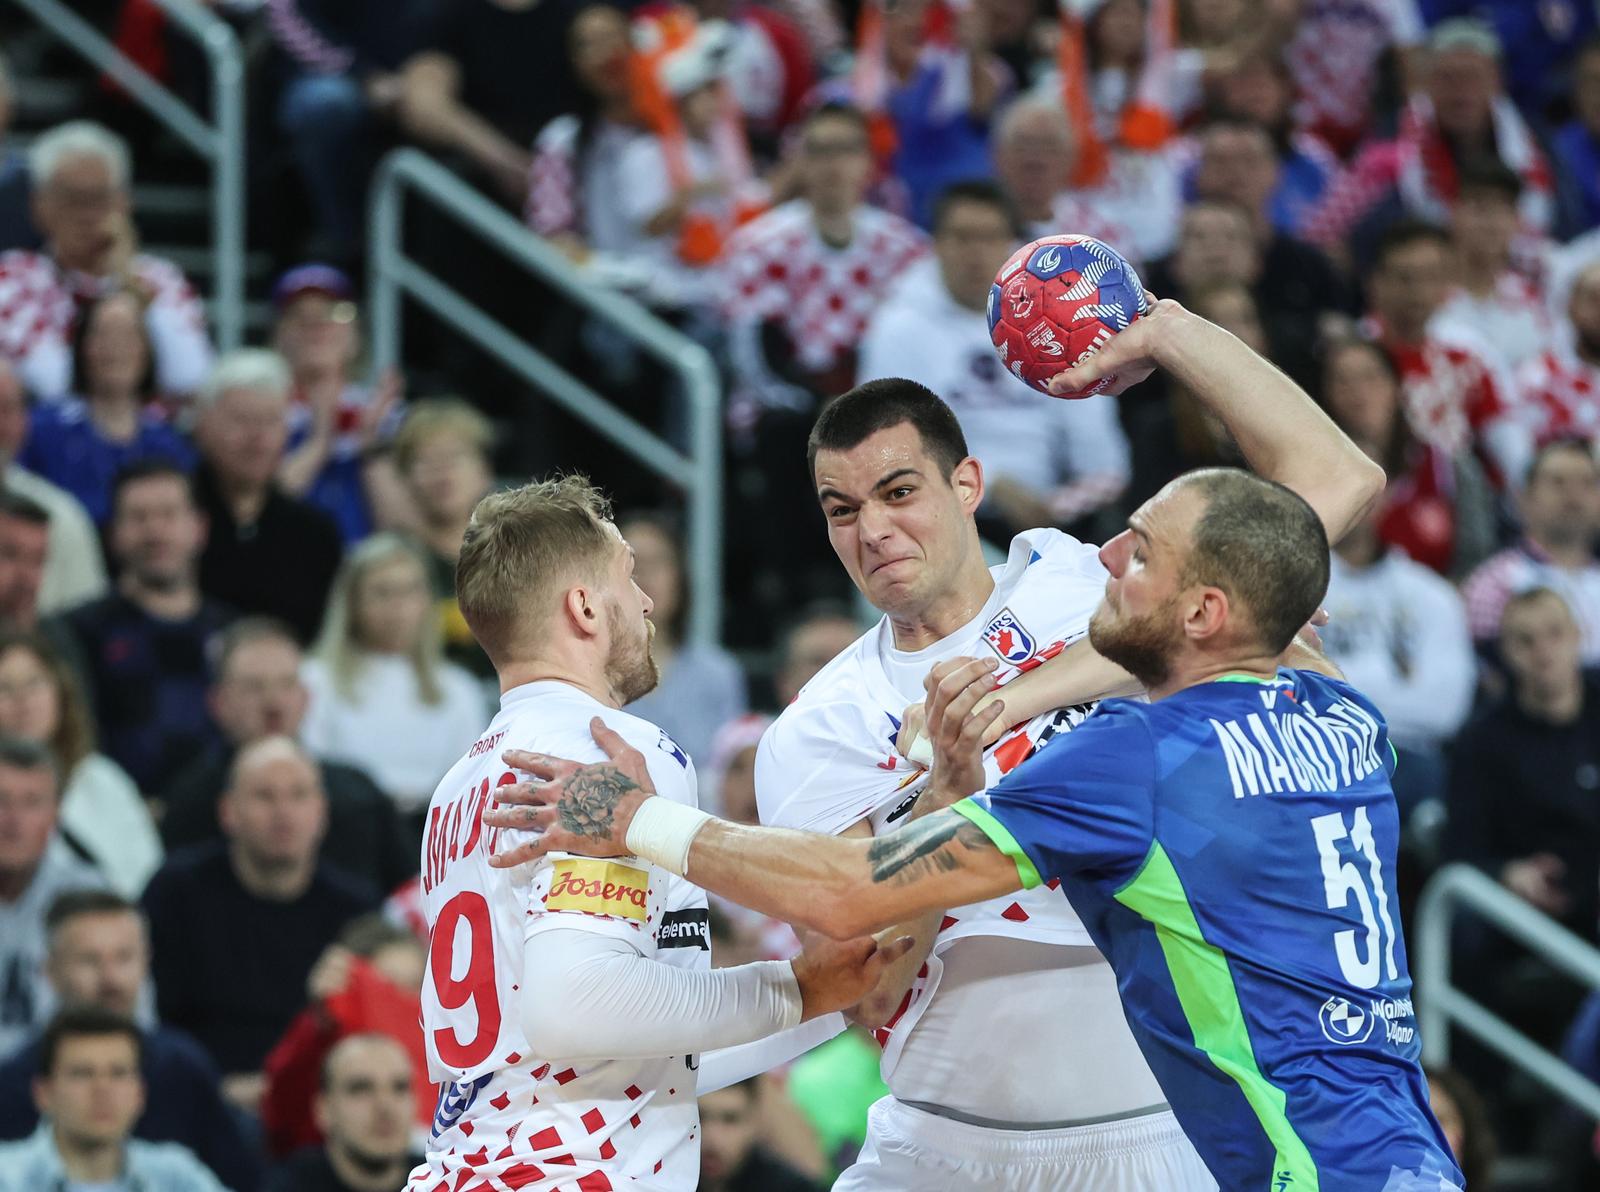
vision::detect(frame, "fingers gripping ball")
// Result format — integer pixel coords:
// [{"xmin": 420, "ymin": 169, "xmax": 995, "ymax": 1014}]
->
[{"xmin": 988, "ymin": 235, "xmax": 1149, "ymax": 397}]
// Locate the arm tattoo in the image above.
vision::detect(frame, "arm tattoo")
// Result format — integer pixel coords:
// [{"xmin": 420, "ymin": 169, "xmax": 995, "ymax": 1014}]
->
[
  {"xmin": 868, "ymin": 812, "xmax": 990, "ymax": 886},
  {"xmin": 558, "ymin": 765, "xmax": 639, "ymax": 839}
]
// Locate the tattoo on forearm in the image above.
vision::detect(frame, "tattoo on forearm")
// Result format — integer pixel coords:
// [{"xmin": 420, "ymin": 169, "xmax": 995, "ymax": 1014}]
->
[
  {"xmin": 868, "ymin": 813, "xmax": 989, "ymax": 886},
  {"xmin": 559, "ymin": 765, "xmax": 638, "ymax": 839}
]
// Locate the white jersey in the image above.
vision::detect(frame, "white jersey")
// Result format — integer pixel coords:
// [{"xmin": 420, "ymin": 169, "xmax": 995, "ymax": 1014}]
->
[
  {"xmin": 407, "ymin": 681, "xmax": 709, "ymax": 1192},
  {"xmin": 757, "ymin": 529, "xmax": 1165, "ymax": 1116}
]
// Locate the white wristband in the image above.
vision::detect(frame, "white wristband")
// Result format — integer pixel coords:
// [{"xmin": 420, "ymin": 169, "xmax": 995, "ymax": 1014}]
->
[{"xmin": 623, "ymin": 797, "xmax": 713, "ymax": 876}]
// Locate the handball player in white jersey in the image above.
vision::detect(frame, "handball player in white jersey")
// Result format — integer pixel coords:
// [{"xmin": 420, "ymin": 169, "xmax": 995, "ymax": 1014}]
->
[
  {"xmin": 720, "ymin": 298, "xmax": 1381, "ymax": 1191},
  {"xmin": 406, "ymin": 477, "xmax": 903, "ymax": 1192}
]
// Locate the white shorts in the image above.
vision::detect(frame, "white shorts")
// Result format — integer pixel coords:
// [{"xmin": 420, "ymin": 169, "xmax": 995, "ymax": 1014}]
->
[{"xmin": 833, "ymin": 1097, "xmax": 1217, "ymax": 1192}]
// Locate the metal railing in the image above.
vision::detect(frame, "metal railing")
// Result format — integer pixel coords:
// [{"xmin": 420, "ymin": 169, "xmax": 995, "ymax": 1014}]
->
[
  {"xmin": 12, "ymin": 0, "xmax": 245, "ymax": 349},
  {"xmin": 367, "ymin": 149, "xmax": 724, "ymax": 646},
  {"xmin": 1416, "ymin": 862, "xmax": 1600, "ymax": 1117}
]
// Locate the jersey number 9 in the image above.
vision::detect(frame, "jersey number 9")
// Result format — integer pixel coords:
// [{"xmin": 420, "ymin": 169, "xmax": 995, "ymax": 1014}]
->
[{"xmin": 430, "ymin": 891, "xmax": 503, "ymax": 1068}]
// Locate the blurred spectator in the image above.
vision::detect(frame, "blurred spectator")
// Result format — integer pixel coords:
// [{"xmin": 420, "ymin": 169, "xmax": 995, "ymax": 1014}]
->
[
  {"xmin": 0, "ymin": 362, "xmax": 107, "ymax": 615},
  {"xmin": 1281, "ymin": 0, "xmax": 1424, "ymax": 155},
  {"xmin": 1304, "ymin": 20, "xmax": 1555, "ymax": 252},
  {"xmin": 990, "ymin": 96, "xmax": 1134, "ymax": 252},
  {"xmin": 193, "ymin": 349, "xmax": 344, "ymax": 644},
  {"xmin": 1424, "ymin": 1065, "xmax": 1497, "ymax": 1192},
  {"xmin": 1553, "ymin": 37, "xmax": 1600, "ymax": 233},
  {"xmin": 1189, "ymin": 119, "xmax": 1352, "ymax": 377},
  {"xmin": 1153, "ymin": 197, "xmax": 1259, "ymax": 299},
  {"xmin": 161, "ymin": 617, "xmax": 417, "ymax": 893},
  {"xmin": 859, "ymin": 0, "xmax": 1010, "ymax": 227},
  {"xmin": 62, "ymin": 462, "xmax": 232, "ymax": 792},
  {"xmin": 525, "ymin": 4, "xmax": 645, "ymax": 259},
  {"xmin": 0, "ymin": 121, "xmax": 213, "ymax": 401},
  {"xmin": 1461, "ymin": 438, "xmax": 1600, "ymax": 663},
  {"xmin": 265, "ymin": 1033, "xmax": 422, "ymax": 1191},
  {"xmin": 1321, "ymin": 336, "xmax": 1496, "ymax": 578},
  {"xmin": 1205, "ymin": 53, "xmax": 1342, "ymax": 239},
  {"xmin": 19, "ymin": 291, "xmax": 196, "ymax": 526},
  {"xmin": 0, "ymin": 737, "xmax": 104, "ymax": 1057},
  {"xmin": 267, "ymin": 0, "xmax": 433, "ymax": 262},
  {"xmin": 784, "ymin": 1025, "xmax": 888, "ymax": 1179},
  {"xmin": 1320, "ymin": 479, "xmax": 1475, "ymax": 819},
  {"xmin": 394, "ymin": 0, "xmax": 582, "ymax": 202},
  {"xmin": 272, "ymin": 266, "xmax": 411, "ymax": 543},
  {"xmin": 301, "ymin": 534, "xmax": 487, "ymax": 822},
  {"xmin": 0, "ymin": 1006, "xmax": 224, "ymax": 1192},
  {"xmin": 392, "ymin": 399, "xmax": 497, "ymax": 679},
  {"xmin": 142, "ymin": 736, "xmax": 380, "ymax": 1112},
  {"xmin": 677, "ymin": 0, "xmax": 816, "ymax": 152},
  {"xmin": 1158, "ymin": 281, "xmax": 1256, "ymax": 471},
  {"xmin": 621, "ymin": 513, "xmax": 748, "ymax": 768},
  {"xmin": 697, "ymin": 1077, "xmax": 817, "ymax": 1192},
  {"xmin": 706, "ymin": 712, "xmax": 770, "ymax": 823},
  {"xmin": 773, "ymin": 603, "xmax": 860, "ymax": 707},
  {"xmin": 1431, "ymin": 163, "xmax": 1551, "ymax": 369},
  {"xmin": 0, "ymin": 52, "xmax": 37, "ymax": 254},
  {"xmin": 723, "ymin": 102, "xmax": 926, "ymax": 416},
  {"xmin": 0, "ymin": 493, "xmax": 51, "ymax": 635},
  {"xmin": 1517, "ymin": 257, "xmax": 1600, "ymax": 443},
  {"xmin": 0, "ymin": 632, "xmax": 157, "ymax": 897},
  {"xmin": 260, "ymin": 920, "xmax": 430, "ymax": 1161},
  {"xmin": 1425, "ymin": 0, "xmax": 1597, "ymax": 124},
  {"xmin": 616, "ymin": 20, "xmax": 748, "ymax": 314},
  {"xmin": 859, "ymin": 182, "xmax": 1131, "ymax": 538},
  {"xmin": 1364, "ymin": 220, "xmax": 1529, "ymax": 488},
  {"xmin": 0, "ymin": 891, "xmax": 259, "ymax": 1191},
  {"xmin": 1445, "ymin": 587, "xmax": 1600, "ymax": 940}
]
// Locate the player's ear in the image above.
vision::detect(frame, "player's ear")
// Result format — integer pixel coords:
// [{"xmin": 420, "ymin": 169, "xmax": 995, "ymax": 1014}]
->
[
  {"xmin": 952, "ymin": 455, "xmax": 984, "ymax": 512},
  {"xmin": 564, "ymin": 585, "xmax": 602, "ymax": 639},
  {"xmin": 1185, "ymin": 586, "xmax": 1231, "ymax": 644}
]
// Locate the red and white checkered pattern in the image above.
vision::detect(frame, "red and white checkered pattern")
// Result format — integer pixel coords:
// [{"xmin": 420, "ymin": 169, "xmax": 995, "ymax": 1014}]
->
[
  {"xmin": 0, "ymin": 250, "xmax": 211, "ymax": 399},
  {"xmin": 1517, "ymin": 347, "xmax": 1600, "ymax": 443},
  {"xmin": 407, "ymin": 685, "xmax": 708, "ymax": 1192},
  {"xmin": 721, "ymin": 199, "xmax": 927, "ymax": 378},
  {"xmin": 1461, "ymin": 541, "xmax": 1600, "ymax": 664},
  {"xmin": 1383, "ymin": 334, "xmax": 1517, "ymax": 480}
]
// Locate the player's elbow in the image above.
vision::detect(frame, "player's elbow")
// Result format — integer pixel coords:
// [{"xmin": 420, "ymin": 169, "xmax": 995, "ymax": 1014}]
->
[{"xmin": 1343, "ymin": 455, "xmax": 1387, "ymax": 522}]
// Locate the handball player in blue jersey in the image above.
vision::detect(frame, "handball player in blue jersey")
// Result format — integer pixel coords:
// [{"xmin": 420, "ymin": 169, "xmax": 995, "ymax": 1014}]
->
[{"xmin": 485, "ymin": 328, "xmax": 1463, "ymax": 1191}]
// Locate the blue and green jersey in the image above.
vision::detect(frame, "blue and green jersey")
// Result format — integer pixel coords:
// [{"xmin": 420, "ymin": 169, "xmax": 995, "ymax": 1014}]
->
[{"xmin": 954, "ymin": 668, "xmax": 1463, "ymax": 1192}]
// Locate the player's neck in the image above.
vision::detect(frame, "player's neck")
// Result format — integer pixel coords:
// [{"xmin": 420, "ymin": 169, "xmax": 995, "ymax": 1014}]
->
[
  {"xmin": 887, "ymin": 562, "xmax": 997, "ymax": 651},
  {"xmin": 496, "ymin": 656, "xmax": 621, "ymax": 707},
  {"xmin": 1149, "ymin": 653, "xmax": 1279, "ymax": 701}
]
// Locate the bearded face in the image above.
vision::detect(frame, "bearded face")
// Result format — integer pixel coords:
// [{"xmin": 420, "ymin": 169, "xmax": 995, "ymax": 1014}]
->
[
  {"xmin": 605, "ymin": 598, "xmax": 659, "ymax": 705},
  {"xmin": 1088, "ymin": 591, "xmax": 1184, "ymax": 691}
]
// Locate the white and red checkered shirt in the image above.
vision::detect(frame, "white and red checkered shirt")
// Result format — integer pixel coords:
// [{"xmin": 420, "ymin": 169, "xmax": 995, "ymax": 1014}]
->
[
  {"xmin": 1462, "ymin": 540, "xmax": 1600, "ymax": 664},
  {"xmin": 1431, "ymin": 271, "xmax": 1553, "ymax": 372},
  {"xmin": 1516, "ymin": 346, "xmax": 1600, "ymax": 443},
  {"xmin": 721, "ymin": 199, "xmax": 926, "ymax": 404},
  {"xmin": 0, "ymin": 250, "xmax": 213, "ymax": 400}
]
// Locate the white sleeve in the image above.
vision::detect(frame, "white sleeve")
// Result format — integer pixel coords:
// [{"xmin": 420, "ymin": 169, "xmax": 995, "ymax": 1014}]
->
[
  {"xmin": 145, "ymin": 292, "xmax": 215, "ymax": 397},
  {"xmin": 697, "ymin": 1012, "xmax": 847, "ymax": 1092},
  {"xmin": 856, "ymin": 305, "xmax": 929, "ymax": 390},
  {"xmin": 519, "ymin": 928, "xmax": 802, "ymax": 1061},
  {"xmin": 1382, "ymin": 0, "xmax": 1425, "ymax": 46},
  {"xmin": 755, "ymin": 700, "xmax": 899, "ymax": 835},
  {"xmin": 617, "ymin": 138, "xmax": 673, "ymax": 229},
  {"xmin": 1386, "ymin": 571, "xmax": 1476, "ymax": 744}
]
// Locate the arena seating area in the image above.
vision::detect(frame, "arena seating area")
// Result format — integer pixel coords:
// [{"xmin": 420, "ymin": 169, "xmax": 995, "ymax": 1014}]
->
[{"xmin": 0, "ymin": 0, "xmax": 1597, "ymax": 1188}]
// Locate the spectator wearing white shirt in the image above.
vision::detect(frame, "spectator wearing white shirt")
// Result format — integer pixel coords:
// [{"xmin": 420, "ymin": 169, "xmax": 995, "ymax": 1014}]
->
[
  {"xmin": 1320, "ymin": 477, "xmax": 1476, "ymax": 819},
  {"xmin": 1431, "ymin": 162, "xmax": 1551, "ymax": 371},
  {"xmin": 301, "ymin": 534, "xmax": 487, "ymax": 826},
  {"xmin": 0, "ymin": 122, "xmax": 212, "ymax": 401},
  {"xmin": 858, "ymin": 180, "xmax": 1130, "ymax": 539}
]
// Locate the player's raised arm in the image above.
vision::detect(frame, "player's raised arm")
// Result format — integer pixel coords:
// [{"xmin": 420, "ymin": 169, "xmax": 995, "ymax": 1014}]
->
[
  {"xmin": 486, "ymin": 663, "xmax": 1023, "ymax": 939},
  {"xmin": 1048, "ymin": 298, "xmax": 1385, "ymax": 543}
]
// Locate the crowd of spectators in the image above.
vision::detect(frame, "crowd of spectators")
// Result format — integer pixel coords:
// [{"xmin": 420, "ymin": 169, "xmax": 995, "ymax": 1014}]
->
[{"xmin": 0, "ymin": 0, "xmax": 1597, "ymax": 1186}]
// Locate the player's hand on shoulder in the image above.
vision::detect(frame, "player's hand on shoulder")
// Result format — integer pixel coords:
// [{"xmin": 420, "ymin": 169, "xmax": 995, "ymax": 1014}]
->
[
  {"xmin": 1044, "ymin": 293, "xmax": 1173, "ymax": 399},
  {"xmin": 789, "ymin": 929, "xmax": 914, "ymax": 1022},
  {"xmin": 486, "ymin": 717, "xmax": 658, "ymax": 869},
  {"xmin": 923, "ymin": 657, "xmax": 1006, "ymax": 805}
]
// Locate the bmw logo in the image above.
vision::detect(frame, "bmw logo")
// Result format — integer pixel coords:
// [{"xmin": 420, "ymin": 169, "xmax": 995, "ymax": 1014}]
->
[{"xmin": 1318, "ymin": 996, "xmax": 1374, "ymax": 1046}]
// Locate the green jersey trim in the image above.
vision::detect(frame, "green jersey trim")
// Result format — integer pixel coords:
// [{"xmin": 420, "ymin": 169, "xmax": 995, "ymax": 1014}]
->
[
  {"xmin": 1114, "ymin": 841, "xmax": 1320, "ymax": 1192},
  {"xmin": 950, "ymin": 798, "xmax": 1043, "ymax": 890}
]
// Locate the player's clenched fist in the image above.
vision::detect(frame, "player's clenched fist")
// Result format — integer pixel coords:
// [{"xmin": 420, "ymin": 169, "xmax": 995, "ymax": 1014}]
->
[{"xmin": 922, "ymin": 657, "xmax": 1005, "ymax": 807}]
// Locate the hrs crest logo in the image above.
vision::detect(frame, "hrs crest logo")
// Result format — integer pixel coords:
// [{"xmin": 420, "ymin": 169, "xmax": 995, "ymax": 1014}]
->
[{"xmin": 983, "ymin": 607, "xmax": 1037, "ymax": 665}]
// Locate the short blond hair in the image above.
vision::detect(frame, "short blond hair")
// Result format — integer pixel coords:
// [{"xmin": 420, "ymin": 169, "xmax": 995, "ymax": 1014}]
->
[
  {"xmin": 393, "ymin": 398, "xmax": 494, "ymax": 475},
  {"xmin": 456, "ymin": 475, "xmax": 615, "ymax": 665}
]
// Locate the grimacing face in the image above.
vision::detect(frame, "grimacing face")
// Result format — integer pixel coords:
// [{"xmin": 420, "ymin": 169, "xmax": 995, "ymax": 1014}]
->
[
  {"xmin": 1087, "ymin": 485, "xmax": 1206, "ymax": 689},
  {"xmin": 814, "ymin": 424, "xmax": 983, "ymax": 620}
]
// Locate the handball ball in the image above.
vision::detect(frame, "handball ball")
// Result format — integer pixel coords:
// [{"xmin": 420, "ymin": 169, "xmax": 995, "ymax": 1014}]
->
[{"xmin": 987, "ymin": 234, "xmax": 1149, "ymax": 398}]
